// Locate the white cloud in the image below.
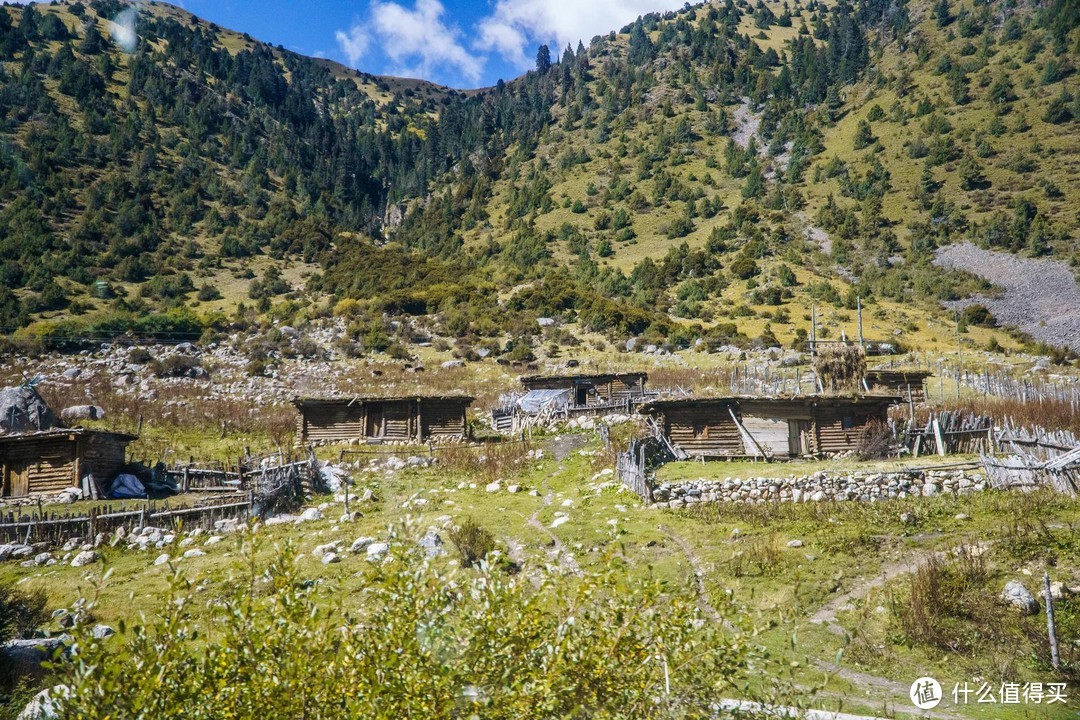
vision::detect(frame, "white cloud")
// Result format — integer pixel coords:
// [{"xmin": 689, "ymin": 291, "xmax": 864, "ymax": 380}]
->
[
  {"xmin": 476, "ymin": 0, "xmax": 691, "ymax": 71},
  {"xmin": 335, "ymin": 24, "xmax": 370, "ymax": 66},
  {"xmin": 371, "ymin": 0, "xmax": 483, "ymax": 83}
]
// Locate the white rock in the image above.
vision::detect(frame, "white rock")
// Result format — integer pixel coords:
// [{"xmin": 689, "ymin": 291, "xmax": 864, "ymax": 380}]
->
[
  {"xmin": 182, "ymin": 549, "xmax": 205, "ymax": 559},
  {"xmin": 507, "ymin": 485, "xmax": 520, "ymax": 494},
  {"xmin": 205, "ymin": 536, "xmax": 224, "ymax": 545},
  {"xmin": 786, "ymin": 540, "xmax": 804, "ymax": 548},
  {"xmin": 485, "ymin": 482, "xmax": 501, "ymax": 493},
  {"xmin": 550, "ymin": 516, "xmax": 569, "ymax": 528},
  {"xmin": 321, "ymin": 552, "xmax": 341, "ymax": 565},
  {"xmin": 1001, "ymin": 580, "xmax": 1039, "ymax": 615},
  {"xmin": 153, "ymin": 554, "xmax": 170, "ymax": 566},
  {"xmin": 298, "ymin": 508, "xmax": 324, "ymax": 522},
  {"xmin": 17, "ymin": 685, "xmax": 70, "ymax": 720},
  {"xmin": 312, "ymin": 542, "xmax": 340, "ymax": 558},
  {"xmin": 350, "ymin": 537, "xmax": 376, "ymax": 553},
  {"xmin": 70, "ymin": 550, "xmax": 98, "ymax": 568},
  {"xmin": 366, "ymin": 542, "xmax": 389, "ymax": 559}
]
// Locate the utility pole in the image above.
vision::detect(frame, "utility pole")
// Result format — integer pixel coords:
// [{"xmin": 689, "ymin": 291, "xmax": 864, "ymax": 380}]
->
[{"xmin": 857, "ymin": 296, "xmax": 864, "ymax": 349}]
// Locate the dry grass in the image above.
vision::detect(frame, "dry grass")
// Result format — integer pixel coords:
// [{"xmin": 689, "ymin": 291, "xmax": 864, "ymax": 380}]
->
[
  {"xmin": 437, "ymin": 440, "xmax": 532, "ymax": 484},
  {"xmin": 814, "ymin": 345, "xmax": 866, "ymax": 394},
  {"xmin": 918, "ymin": 396, "xmax": 1080, "ymax": 436}
]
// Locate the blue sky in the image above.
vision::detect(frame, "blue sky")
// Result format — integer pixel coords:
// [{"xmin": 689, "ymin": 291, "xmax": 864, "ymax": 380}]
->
[{"xmin": 174, "ymin": 0, "xmax": 691, "ymax": 88}]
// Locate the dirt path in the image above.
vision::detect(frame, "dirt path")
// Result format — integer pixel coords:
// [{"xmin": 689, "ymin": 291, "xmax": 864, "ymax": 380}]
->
[
  {"xmin": 523, "ymin": 435, "xmax": 588, "ymax": 575},
  {"xmin": 812, "ymin": 662, "xmax": 967, "ymax": 720},
  {"xmin": 808, "ymin": 555, "xmax": 926, "ymax": 635},
  {"xmin": 660, "ymin": 525, "xmax": 725, "ymax": 624},
  {"xmin": 548, "ymin": 433, "xmax": 589, "ymax": 462}
]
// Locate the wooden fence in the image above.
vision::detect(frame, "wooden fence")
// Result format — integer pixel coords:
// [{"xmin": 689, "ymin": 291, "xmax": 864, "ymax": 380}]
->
[{"xmin": 0, "ymin": 494, "xmax": 253, "ymax": 546}]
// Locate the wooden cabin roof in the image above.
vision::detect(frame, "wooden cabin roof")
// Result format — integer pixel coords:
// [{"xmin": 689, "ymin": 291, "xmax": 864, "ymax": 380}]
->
[
  {"xmin": 0, "ymin": 428, "xmax": 138, "ymax": 445},
  {"xmin": 865, "ymin": 369, "xmax": 933, "ymax": 380},
  {"xmin": 292, "ymin": 395, "xmax": 474, "ymax": 409},
  {"xmin": 520, "ymin": 372, "xmax": 647, "ymax": 387},
  {"xmin": 638, "ymin": 395, "xmax": 901, "ymax": 414}
]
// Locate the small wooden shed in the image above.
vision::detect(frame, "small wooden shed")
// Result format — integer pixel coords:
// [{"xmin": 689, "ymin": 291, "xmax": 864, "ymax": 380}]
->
[
  {"xmin": 293, "ymin": 396, "xmax": 473, "ymax": 445},
  {"xmin": 519, "ymin": 372, "xmax": 648, "ymax": 413},
  {"xmin": 0, "ymin": 429, "xmax": 136, "ymax": 498},
  {"xmin": 865, "ymin": 369, "xmax": 932, "ymax": 404},
  {"xmin": 639, "ymin": 395, "xmax": 899, "ymax": 459}
]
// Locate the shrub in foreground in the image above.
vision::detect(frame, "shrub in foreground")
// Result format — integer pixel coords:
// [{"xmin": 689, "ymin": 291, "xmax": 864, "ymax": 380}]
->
[{"xmin": 54, "ymin": 539, "xmax": 783, "ymax": 719}]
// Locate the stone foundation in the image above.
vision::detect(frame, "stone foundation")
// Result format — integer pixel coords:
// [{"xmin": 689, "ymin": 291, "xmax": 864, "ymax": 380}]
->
[{"xmin": 650, "ymin": 469, "xmax": 987, "ymax": 507}]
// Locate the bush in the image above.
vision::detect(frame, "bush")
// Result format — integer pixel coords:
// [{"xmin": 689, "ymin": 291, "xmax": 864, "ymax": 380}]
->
[
  {"xmin": 889, "ymin": 548, "xmax": 1008, "ymax": 654},
  {"xmin": 730, "ymin": 257, "xmax": 759, "ymax": 280},
  {"xmin": 961, "ymin": 304, "xmax": 996, "ymax": 328},
  {"xmin": 855, "ymin": 419, "xmax": 894, "ymax": 460},
  {"xmin": 196, "ymin": 283, "xmax": 223, "ymax": 302},
  {"xmin": 50, "ymin": 541, "xmax": 768, "ymax": 719},
  {"xmin": 448, "ymin": 517, "xmax": 497, "ymax": 567},
  {"xmin": 149, "ymin": 354, "xmax": 202, "ymax": 378}
]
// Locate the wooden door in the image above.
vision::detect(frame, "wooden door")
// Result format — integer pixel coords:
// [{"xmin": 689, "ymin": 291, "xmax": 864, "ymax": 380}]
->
[
  {"xmin": 792, "ymin": 420, "xmax": 813, "ymax": 456},
  {"xmin": 6, "ymin": 460, "xmax": 29, "ymax": 497},
  {"xmin": 366, "ymin": 403, "xmax": 384, "ymax": 438}
]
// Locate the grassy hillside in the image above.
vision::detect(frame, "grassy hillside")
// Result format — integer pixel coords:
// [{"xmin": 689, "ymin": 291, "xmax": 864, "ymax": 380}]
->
[{"xmin": 0, "ymin": 0, "xmax": 1077, "ymax": 363}]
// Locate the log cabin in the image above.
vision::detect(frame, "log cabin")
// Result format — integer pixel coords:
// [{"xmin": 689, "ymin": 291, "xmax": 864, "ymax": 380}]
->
[
  {"xmin": 864, "ymin": 369, "xmax": 932, "ymax": 404},
  {"xmin": 518, "ymin": 372, "xmax": 649, "ymax": 414},
  {"xmin": 0, "ymin": 429, "xmax": 136, "ymax": 498},
  {"xmin": 638, "ymin": 395, "xmax": 899, "ymax": 459},
  {"xmin": 292, "ymin": 396, "xmax": 473, "ymax": 445}
]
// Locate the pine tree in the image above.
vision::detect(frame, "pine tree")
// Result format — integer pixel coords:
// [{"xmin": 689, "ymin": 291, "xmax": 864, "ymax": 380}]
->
[
  {"xmin": 535, "ymin": 44, "xmax": 551, "ymax": 73},
  {"xmin": 958, "ymin": 153, "xmax": 988, "ymax": 190},
  {"xmin": 934, "ymin": 0, "xmax": 952, "ymax": 28},
  {"xmin": 852, "ymin": 119, "xmax": 875, "ymax": 150}
]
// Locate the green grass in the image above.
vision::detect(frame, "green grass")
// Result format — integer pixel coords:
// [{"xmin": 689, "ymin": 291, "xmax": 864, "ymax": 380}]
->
[{"xmin": 4, "ymin": 432, "xmax": 1079, "ymax": 718}]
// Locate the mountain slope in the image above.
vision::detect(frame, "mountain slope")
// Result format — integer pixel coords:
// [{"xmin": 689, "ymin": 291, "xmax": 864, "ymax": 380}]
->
[{"xmin": 1, "ymin": 0, "xmax": 1078, "ymax": 358}]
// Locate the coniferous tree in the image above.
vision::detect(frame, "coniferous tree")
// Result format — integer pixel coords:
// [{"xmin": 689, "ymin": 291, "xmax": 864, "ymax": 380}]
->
[{"xmin": 535, "ymin": 44, "xmax": 551, "ymax": 73}]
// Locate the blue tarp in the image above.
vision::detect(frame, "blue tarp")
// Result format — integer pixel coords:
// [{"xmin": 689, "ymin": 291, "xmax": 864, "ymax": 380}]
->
[
  {"xmin": 109, "ymin": 474, "xmax": 147, "ymax": 499},
  {"xmin": 517, "ymin": 389, "xmax": 571, "ymax": 414}
]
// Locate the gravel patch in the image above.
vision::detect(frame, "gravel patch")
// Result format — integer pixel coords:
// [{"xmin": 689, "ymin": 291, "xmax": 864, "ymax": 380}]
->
[
  {"xmin": 934, "ymin": 243, "xmax": 1080, "ymax": 351},
  {"xmin": 730, "ymin": 98, "xmax": 761, "ymax": 150}
]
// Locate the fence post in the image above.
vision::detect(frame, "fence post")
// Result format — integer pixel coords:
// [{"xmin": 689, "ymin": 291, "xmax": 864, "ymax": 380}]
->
[{"xmin": 1045, "ymin": 571, "xmax": 1060, "ymax": 670}]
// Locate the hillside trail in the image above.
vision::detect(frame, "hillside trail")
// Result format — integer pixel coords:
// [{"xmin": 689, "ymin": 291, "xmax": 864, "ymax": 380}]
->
[
  {"xmin": 659, "ymin": 525, "xmax": 727, "ymax": 625},
  {"xmin": 800, "ymin": 540, "xmax": 988, "ymax": 720},
  {"xmin": 522, "ymin": 433, "xmax": 590, "ymax": 576},
  {"xmin": 808, "ymin": 541, "xmax": 988, "ymax": 635}
]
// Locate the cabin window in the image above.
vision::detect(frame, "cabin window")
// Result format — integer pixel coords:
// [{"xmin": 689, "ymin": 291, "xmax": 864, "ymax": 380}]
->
[
  {"xmin": 841, "ymin": 415, "xmax": 856, "ymax": 430},
  {"xmin": 693, "ymin": 421, "xmax": 708, "ymax": 439}
]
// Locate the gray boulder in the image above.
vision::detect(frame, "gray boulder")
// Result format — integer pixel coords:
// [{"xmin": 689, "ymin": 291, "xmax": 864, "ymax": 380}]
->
[
  {"xmin": 298, "ymin": 507, "xmax": 323, "ymax": 523},
  {"xmin": 59, "ymin": 405, "xmax": 106, "ymax": 423},
  {"xmin": 91, "ymin": 624, "xmax": 114, "ymax": 639},
  {"xmin": 366, "ymin": 542, "xmax": 389, "ymax": 560},
  {"xmin": 17, "ymin": 685, "xmax": 70, "ymax": 720},
  {"xmin": 350, "ymin": 536, "xmax": 376, "ymax": 553},
  {"xmin": 1001, "ymin": 580, "xmax": 1040, "ymax": 615},
  {"xmin": 70, "ymin": 550, "xmax": 99, "ymax": 568},
  {"xmin": 0, "ymin": 386, "xmax": 59, "ymax": 434},
  {"xmin": 0, "ymin": 544, "xmax": 33, "ymax": 561},
  {"xmin": 2, "ymin": 638, "xmax": 68, "ymax": 685},
  {"xmin": 418, "ymin": 530, "xmax": 444, "ymax": 557}
]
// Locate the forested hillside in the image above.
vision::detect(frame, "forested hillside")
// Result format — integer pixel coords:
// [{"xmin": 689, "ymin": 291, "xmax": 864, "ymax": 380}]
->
[{"xmin": 1, "ymin": 0, "xmax": 1078, "ymax": 357}]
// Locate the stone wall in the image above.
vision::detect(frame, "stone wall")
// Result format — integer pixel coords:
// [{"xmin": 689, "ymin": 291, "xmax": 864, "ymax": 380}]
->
[{"xmin": 649, "ymin": 469, "xmax": 987, "ymax": 507}]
